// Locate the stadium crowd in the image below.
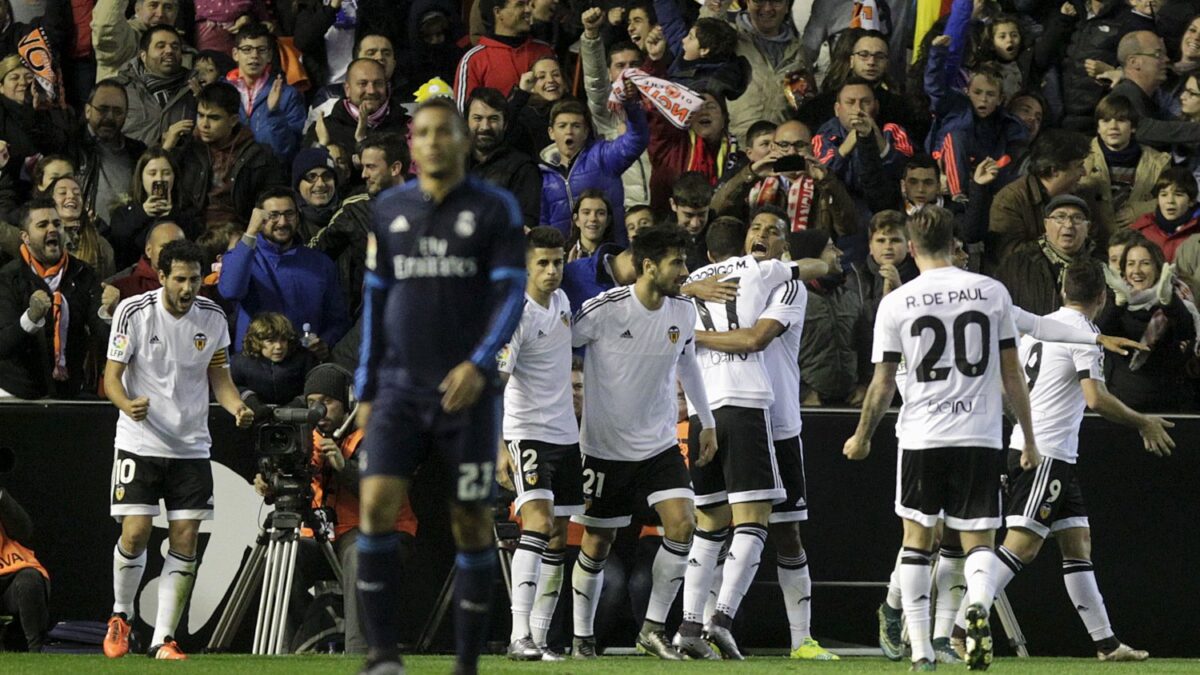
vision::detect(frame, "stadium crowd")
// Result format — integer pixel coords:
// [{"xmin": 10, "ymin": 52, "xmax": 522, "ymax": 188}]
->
[{"xmin": 0, "ymin": 0, "xmax": 1194, "ymax": 663}]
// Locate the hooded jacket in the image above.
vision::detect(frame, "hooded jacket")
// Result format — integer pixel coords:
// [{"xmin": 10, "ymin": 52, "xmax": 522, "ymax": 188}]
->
[
  {"xmin": 173, "ymin": 126, "xmax": 286, "ymax": 225},
  {"xmin": 453, "ymin": 35, "xmax": 554, "ymax": 110},
  {"xmin": 217, "ymin": 233, "xmax": 350, "ymax": 352},
  {"xmin": 468, "ymin": 144, "xmax": 541, "ymax": 231},
  {"xmin": 538, "ymin": 99, "xmax": 648, "ymax": 242}
]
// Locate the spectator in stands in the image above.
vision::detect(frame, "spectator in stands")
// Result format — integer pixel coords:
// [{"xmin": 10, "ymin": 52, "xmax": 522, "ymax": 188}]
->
[
  {"xmin": 292, "ymin": 147, "xmax": 340, "ymax": 244},
  {"xmin": 1106, "ymin": 226, "xmax": 1146, "ymax": 274},
  {"xmin": 168, "ymin": 82, "xmax": 286, "ymax": 227},
  {"xmin": 193, "ymin": 49, "xmax": 236, "ymax": 86},
  {"xmin": 1036, "ymin": 0, "xmax": 1152, "ymax": 133},
  {"xmin": 465, "ymin": 87, "xmax": 541, "ymax": 230},
  {"xmin": 812, "ymin": 80, "xmax": 914, "ymax": 202},
  {"xmin": 566, "ymin": 190, "xmax": 615, "ymax": 261},
  {"xmin": 793, "ymin": 228, "xmax": 861, "ymax": 406},
  {"xmin": 997, "ymin": 194, "xmax": 1101, "ymax": 315},
  {"xmin": 218, "ymin": 187, "xmax": 349, "ymax": 357},
  {"xmin": 1111, "ymin": 30, "xmax": 1200, "ymax": 150},
  {"xmin": 193, "ymin": 0, "xmax": 272, "ymax": 53},
  {"xmin": 0, "ymin": 488, "xmax": 49, "ymax": 652},
  {"xmin": 697, "ymin": 0, "xmax": 815, "ymax": 144},
  {"xmin": 453, "ymin": 0, "xmax": 554, "ymax": 110},
  {"xmin": 647, "ymin": 89, "xmax": 739, "ymax": 214},
  {"xmin": 670, "ymin": 172, "xmax": 715, "ymax": 269},
  {"xmin": 0, "ymin": 0, "xmax": 35, "ymax": 59},
  {"xmin": 0, "ymin": 199, "xmax": 118, "ymax": 400},
  {"xmin": 405, "ymin": 0, "xmax": 467, "ymax": 88},
  {"xmin": 925, "ymin": 36, "xmax": 1027, "ymax": 201},
  {"xmin": 31, "ymin": 156, "xmax": 76, "ymax": 196},
  {"xmin": 654, "ymin": 0, "xmax": 751, "ymax": 102},
  {"xmin": 988, "ymin": 129, "xmax": 1097, "ymax": 264},
  {"xmin": 303, "ymin": 58, "xmax": 409, "ymax": 191},
  {"xmin": 311, "ymin": 132, "xmax": 408, "ymax": 317},
  {"xmin": 231, "ymin": 311, "xmax": 313, "ymax": 405},
  {"xmin": 92, "ymin": 0, "xmax": 180, "ymax": 82},
  {"xmin": 1007, "ymin": 90, "xmax": 1045, "ymax": 145},
  {"xmin": 110, "ymin": 220, "xmax": 185, "ymax": 300},
  {"xmin": 1079, "ymin": 94, "xmax": 1170, "ymax": 231},
  {"xmin": 1130, "ymin": 166, "xmax": 1200, "ymax": 261},
  {"xmin": 506, "ymin": 56, "xmax": 566, "ymax": 156},
  {"xmin": 225, "ymin": 23, "xmax": 306, "ymax": 164},
  {"xmin": 0, "ymin": 55, "xmax": 71, "ymax": 191},
  {"xmin": 49, "ymin": 176, "xmax": 115, "ymax": 280},
  {"xmin": 1100, "ymin": 238, "xmax": 1198, "ymax": 411},
  {"xmin": 539, "ymin": 97, "xmax": 648, "ymax": 242},
  {"xmin": 113, "ymin": 24, "xmax": 196, "ymax": 149},
  {"xmin": 798, "ymin": 29, "xmax": 916, "ymax": 138},
  {"xmin": 579, "ymin": 11, "xmax": 651, "ymax": 214},
  {"xmin": 109, "ymin": 147, "xmax": 197, "ymax": 269},
  {"xmin": 1174, "ymin": 71, "xmax": 1200, "ymax": 189},
  {"xmin": 70, "ymin": 79, "xmax": 146, "ymax": 225},
  {"xmin": 308, "ymin": 32, "xmax": 402, "ymax": 112},
  {"xmin": 846, "ymin": 210, "xmax": 916, "ymax": 391}
]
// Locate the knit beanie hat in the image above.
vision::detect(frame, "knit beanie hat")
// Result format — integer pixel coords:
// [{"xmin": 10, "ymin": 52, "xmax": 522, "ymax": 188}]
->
[
  {"xmin": 789, "ymin": 228, "xmax": 829, "ymax": 261},
  {"xmin": 303, "ymin": 364, "xmax": 353, "ymax": 405},
  {"xmin": 292, "ymin": 147, "xmax": 336, "ymax": 192}
]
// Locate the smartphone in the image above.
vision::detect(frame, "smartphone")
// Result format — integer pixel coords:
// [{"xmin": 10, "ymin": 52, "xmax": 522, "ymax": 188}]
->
[
  {"xmin": 773, "ymin": 155, "xmax": 808, "ymax": 173},
  {"xmin": 151, "ymin": 180, "xmax": 168, "ymax": 199}
]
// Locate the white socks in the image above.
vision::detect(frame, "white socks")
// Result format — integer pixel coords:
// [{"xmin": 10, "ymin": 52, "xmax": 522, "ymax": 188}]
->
[
  {"xmin": 682, "ymin": 528, "xmax": 726, "ymax": 625},
  {"xmin": 899, "ymin": 547, "xmax": 933, "ymax": 663},
  {"xmin": 509, "ymin": 531, "xmax": 549, "ymax": 641},
  {"xmin": 777, "ymin": 550, "xmax": 812, "ymax": 650},
  {"xmin": 933, "ymin": 547, "xmax": 966, "ymax": 639},
  {"xmin": 1062, "ymin": 559, "xmax": 1115, "ymax": 642},
  {"xmin": 530, "ymin": 548, "xmax": 565, "ymax": 647},
  {"xmin": 714, "ymin": 524, "xmax": 767, "ymax": 620},
  {"xmin": 571, "ymin": 552, "xmax": 605, "ymax": 638},
  {"xmin": 112, "ymin": 543, "xmax": 146, "ymax": 620},
  {"xmin": 645, "ymin": 537, "xmax": 690, "ymax": 625},
  {"xmin": 151, "ymin": 550, "xmax": 197, "ymax": 646}
]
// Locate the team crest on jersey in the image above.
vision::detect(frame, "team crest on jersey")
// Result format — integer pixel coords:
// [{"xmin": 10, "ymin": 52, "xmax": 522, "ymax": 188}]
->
[
  {"xmin": 667, "ymin": 326, "xmax": 680, "ymax": 344},
  {"xmin": 560, "ymin": 311, "xmax": 570, "ymax": 327},
  {"xmin": 389, "ymin": 215, "xmax": 410, "ymax": 232},
  {"xmin": 115, "ymin": 486, "xmax": 125, "ymax": 501},
  {"xmin": 1039, "ymin": 503, "xmax": 1052, "ymax": 520},
  {"xmin": 524, "ymin": 470, "xmax": 539, "ymax": 486},
  {"xmin": 193, "ymin": 333, "xmax": 208, "ymax": 351},
  {"xmin": 454, "ymin": 211, "xmax": 476, "ymax": 238}
]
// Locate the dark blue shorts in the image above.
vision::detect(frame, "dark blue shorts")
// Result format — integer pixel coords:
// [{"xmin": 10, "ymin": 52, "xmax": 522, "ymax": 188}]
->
[{"xmin": 361, "ymin": 388, "xmax": 500, "ymax": 503}]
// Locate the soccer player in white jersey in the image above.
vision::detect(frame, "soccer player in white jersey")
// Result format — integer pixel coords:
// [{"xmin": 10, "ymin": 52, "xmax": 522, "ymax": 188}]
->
[
  {"xmin": 843, "ymin": 206, "xmax": 1040, "ymax": 672},
  {"xmin": 690, "ymin": 206, "xmax": 839, "ymax": 660},
  {"xmin": 101, "ymin": 241, "xmax": 254, "ymax": 660},
  {"xmin": 957, "ymin": 260, "xmax": 1170, "ymax": 662},
  {"xmin": 669, "ymin": 215, "xmax": 798, "ymax": 660},
  {"xmin": 570, "ymin": 226, "xmax": 718, "ymax": 660},
  {"xmin": 495, "ymin": 227, "xmax": 582, "ymax": 661}
]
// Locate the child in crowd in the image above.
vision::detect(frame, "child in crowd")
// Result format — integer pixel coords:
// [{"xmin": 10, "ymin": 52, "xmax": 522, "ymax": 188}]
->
[{"xmin": 231, "ymin": 312, "xmax": 314, "ymax": 405}]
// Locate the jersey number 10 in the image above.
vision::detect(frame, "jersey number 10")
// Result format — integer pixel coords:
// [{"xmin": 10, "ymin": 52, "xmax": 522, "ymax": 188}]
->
[{"xmin": 910, "ymin": 311, "xmax": 991, "ymax": 383}]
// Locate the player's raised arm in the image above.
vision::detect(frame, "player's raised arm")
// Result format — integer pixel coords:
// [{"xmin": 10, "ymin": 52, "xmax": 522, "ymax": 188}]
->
[
  {"xmin": 1081, "ymin": 380, "xmax": 1175, "ymax": 456},
  {"xmin": 1012, "ymin": 306, "xmax": 1148, "ymax": 355}
]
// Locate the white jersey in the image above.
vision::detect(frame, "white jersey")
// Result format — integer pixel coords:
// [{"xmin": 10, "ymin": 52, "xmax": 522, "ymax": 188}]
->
[
  {"xmin": 686, "ymin": 255, "xmax": 796, "ymax": 411},
  {"xmin": 1009, "ymin": 307, "xmax": 1103, "ymax": 463},
  {"xmin": 498, "ymin": 289, "xmax": 579, "ymax": 445},
  {"xmin": 761, "ymin": 280, "xmax": 808, "ymax": 440},
  {"xmin": 107, "ymin": 289, "xmax": 231, "ymax": 459},
  {"xmin": 573, "ymin": 287, "xmax": 698, "ymax": 461},
  {"xmin": 873, "ymin": 266, "xmax": 1017, "ymax": 450}
]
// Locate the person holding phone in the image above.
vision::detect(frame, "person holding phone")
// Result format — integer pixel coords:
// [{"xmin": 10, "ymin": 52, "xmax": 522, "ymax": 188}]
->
[{"xmin": 109, "ymin": 148, "xmax": 198, "ymax": 270}]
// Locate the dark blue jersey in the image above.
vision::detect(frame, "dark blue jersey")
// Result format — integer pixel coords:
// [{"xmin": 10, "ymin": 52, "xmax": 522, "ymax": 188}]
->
[{"xmin": 357, "ymin": 175, "xmax": 527, "ymax": 400}]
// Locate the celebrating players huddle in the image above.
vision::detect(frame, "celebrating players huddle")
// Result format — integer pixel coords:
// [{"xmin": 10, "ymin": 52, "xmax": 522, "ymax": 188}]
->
[{"xmin": 97, "ymin": 101, "xmax": 1174, "ymax": 674}]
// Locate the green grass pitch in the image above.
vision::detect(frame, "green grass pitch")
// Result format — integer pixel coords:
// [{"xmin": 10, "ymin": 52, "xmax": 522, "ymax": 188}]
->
[{"xmin": 0, "ymin": 655, "xmax": 1196, "ymax": 673}]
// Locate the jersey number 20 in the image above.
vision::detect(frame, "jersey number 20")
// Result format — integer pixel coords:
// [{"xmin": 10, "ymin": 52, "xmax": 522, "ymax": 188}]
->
[{"xmin": 910, "ymin": 311, "xmax": 991, "ymax": 383}]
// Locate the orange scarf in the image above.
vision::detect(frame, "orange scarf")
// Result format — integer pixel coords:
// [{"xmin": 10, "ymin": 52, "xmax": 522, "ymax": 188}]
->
[{"xmin": 20, "ymin": 244, "xmax": 70, "ymax": 381}]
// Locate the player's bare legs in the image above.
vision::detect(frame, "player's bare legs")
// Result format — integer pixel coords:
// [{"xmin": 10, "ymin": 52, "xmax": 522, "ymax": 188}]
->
[
  {"xmin": 572, "ymin": 526, "xmax": 616, "ymax": 658},
  {"xmin": 357, "ymin": 475, "xmax": 410, "ymax": 671}
]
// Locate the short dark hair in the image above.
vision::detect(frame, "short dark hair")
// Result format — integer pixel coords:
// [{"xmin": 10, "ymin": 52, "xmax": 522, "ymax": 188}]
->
[
  {"xmin": 746, "ymin": 120, "xmax": 779, "ymax": 147},
  {"xmin": 749, "ymin": 203, "xmax": 788, "ymax": 227},
  {"xmin": 139, "ymin": 24, "xmax": 179, "ymax": 53},
  {"xmin": 1028, "ymin": 129, "xmax": 1090, "ymax": 179},
  {"xmin": 905, "ymin": 206, "xmax": 955, "ymax": 256},
  {"xmin": 197, "ymin": 81, "xmax": 240, "ymax": 116},
  {"xmin": 89, "ymin": 78, "xmax": 127, "ymax": 105},
  {"xmin": 1096, "ymin": 94, "xmax": 1139, "ymax": 126},
  {"xmin": 869, "ymin": 210, "xmax": 908, "ymax": 238},
  {"xmin": 632, "ymin": 226, "xmax": 687, "ymax": 276},
  {"xmin": 32, "ymin": 154, "xmax": 74, "ymax": 192},
  {"xmin": 157, "ymin": 239, "xmax": 205, "ymax": 275},
  {"xmin": 607, "ymin": 41, "xmax": 644, "ymax": 69},
  {"xmin": 353, "ymin": 32, "xmax": 394, "ymax": 57},
  {"xmin": 1062, "ymin": 259, "xmax": 1107, "ymax": 304},
  {"xmin": 693, "ymin": 18, "xmax": 737, "ymax": 61},
  {"xmin": 672, "ymin": 172, "xmax": 714, "ymax": 209},
  {"xmin": 903, "ymin": 154, "xmax": 940, "ymax": 178},
  {"xmin": 465, "ymin": 87, "xmax": 508, "ymax": 121},
  {"xmin": 256, "ymin": 186, "xmax": 299, "ymax": 210},
  {"xmin": 234, "ymin": 21, "xmax": 275, "ymax": 51},
  {"xmin": 569, "ymin": 189, "xmax": 613, "ymax": 248},
  {"xmin": 527, "ymin": 226, "xmax": 565, "ymax": 251},
  {"xmin": 17, "ymin": 198, "xmax": 58, "ymax": 232},
  {"xmin": 549, "ymin": 98, "xmax": 588, "ymax": 126},
  {"xmin": 358, "ymin": 132, "xmax": 410, "ymax": 174},
  {"xmin": 626, "ymin": 0, "xmax": 657, "ymax": 24},
  {"xmin": 1152, "ymin": 165, "xmax": 1199, "ymax": 201},
  {"xmin": 197, "ymin": 222, "xmax": 242, "ymax": 268},
  {"xmin": 1107, "ymin": 226, "xmax": 1147, "ymax": 253},
  {"xmin": 706, "ymin": 216, "xmax": 747, "ymax": 260},
  {"xmin": 837, "ymin": 77, "xmax": 876, "ymax": 100},
  {"xmin": 625, "ymin": 204, "xmax": 654, "ymax": 222},
  {"xmin": 413, "ymin": 96, "xmax": 469, "ymax": 138}
]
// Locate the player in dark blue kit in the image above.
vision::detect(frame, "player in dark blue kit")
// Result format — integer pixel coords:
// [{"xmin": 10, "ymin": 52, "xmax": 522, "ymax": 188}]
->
[{"xmin": 354, "ymin": 97, "xmax": 527, "ymax": 675}]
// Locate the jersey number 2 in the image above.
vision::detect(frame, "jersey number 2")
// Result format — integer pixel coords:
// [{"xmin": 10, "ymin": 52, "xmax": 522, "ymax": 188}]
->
[{"xmin": 910, "ymin": 312, "xmax": 991, "ymax": 383}]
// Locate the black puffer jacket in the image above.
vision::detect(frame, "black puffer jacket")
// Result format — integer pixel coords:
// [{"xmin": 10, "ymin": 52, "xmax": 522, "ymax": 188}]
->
[
  {"xmin": 172, "ymin": 128, "xmax": 287, "ymax": 226},
  {"xmin": 1036, "ymin": 0, "xmax": 1155, "ymax": 132}
]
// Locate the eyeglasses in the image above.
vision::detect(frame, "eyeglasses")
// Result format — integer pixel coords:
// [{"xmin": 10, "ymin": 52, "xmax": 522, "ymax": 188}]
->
[
  {"xmin": 1047, "ymin": 214, "xmax": 1090, "ymax": 225},
  {"xmin": 852, "ymin": 51, "xmax": 889, "ymax": 62},
  {"xmin": 236, "ymin": 46, "xmax": 271, "ymax": 56},
  {"xmin": 1132, "ymin": 50, "xmax": 1166, "ymax": 61},
  {"xmin": 773, "ymin": 140, "xmax": 808, "ymax": 152},
  {"xmin": 266, "ymin": 210, "xmax": 298, "ymax": 221},
  {"xmin": 87, "ymin": 103, "xmax": 125, "ymax": 118},
  {"xmin": 303, "ymin": 170, "xmax": 334, "ymax": 183}
]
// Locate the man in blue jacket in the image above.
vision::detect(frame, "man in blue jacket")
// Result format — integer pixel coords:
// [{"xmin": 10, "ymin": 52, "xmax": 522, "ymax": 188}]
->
[
  {"xmin": 217, "ymin": 187, "xmax": 349, "ymax": 357},
  {"xmin": 539, "ymin": 94, "xmax": 648, "ymax": 244},
  {"xmin": 225, "ymin": 23, "xmax": 307, "ymax": 164}
]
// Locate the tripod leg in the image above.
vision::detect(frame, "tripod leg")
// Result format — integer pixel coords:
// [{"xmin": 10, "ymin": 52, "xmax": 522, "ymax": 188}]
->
[
  {"xmin": 992, "ymin": 590, "xmax": 1029, "ymax": 658},
  {"xmin": 255, "ymin": 534, "xmax": 281, "ymax": 655},
  {"xmin": 208, "ymin": 539, "xmax": 268, "ymax": 651},
  {"xmin": 272, "ymin": 537, "xmax": 299, "ymax": 655},
  {"xmin": 417, "ymin": 565, "xmax": 456, "ymax": 652},
  {"xmin": 318, "ymin": 538, "xmax": 344, "ymax": 587}
]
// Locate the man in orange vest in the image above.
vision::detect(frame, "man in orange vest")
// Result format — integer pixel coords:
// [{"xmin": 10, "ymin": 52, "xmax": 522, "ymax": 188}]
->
[{"xmin": 0, "ymin": 487, "xmax": 50, "ymax": 651}]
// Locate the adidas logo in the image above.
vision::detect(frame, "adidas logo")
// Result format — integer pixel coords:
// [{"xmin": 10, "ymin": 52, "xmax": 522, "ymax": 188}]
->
[
  {"xmin": 798, "ymin": 596, "xmax": 811, "ymax": 605},
  {"xmin": 573, "ymin": 588, "xmax": 591, "ymax": 601},
  {"xmin": 1076, "ymin": 604, "xmax": 1090, "ymax": 612},
  {"xmin": 537, "ymin": 330, "xmax": 546, "ymax": 337},
  {"xmin": 688, "ymin": 558, "xmax": 700, "ymax": 566},
  {"xmin": 917, "ymin": 594, "xmax": 931, "ymax": 601},
  {"xmin": 620, "ymin": 329, "xmax": 634, "ymax": 339},
  {"xmin": 149, "ymin": 335, "xmax": 161, "ymax": 345},
  {"xmin": 519, "ymin": 581, "xmax": 537, "ymax": 588}
]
